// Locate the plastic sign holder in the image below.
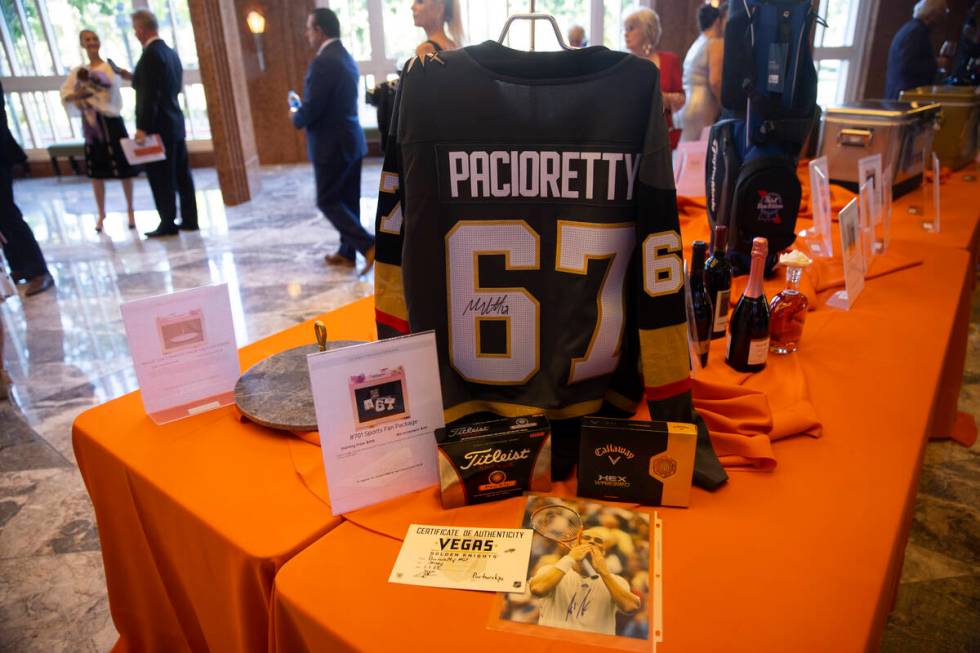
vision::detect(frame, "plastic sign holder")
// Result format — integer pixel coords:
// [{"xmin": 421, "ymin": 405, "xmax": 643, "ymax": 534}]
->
[
  {"xmin": 857, "ymin": 179, "xmax": 876, "ymax": 274},
  {"xmin": 827, "ymin": 198, "xmax": 865, "ymax": 311},
  {"xmin": 674, "ymin": 140, "xmax": 708, "ymax": 198},
  {"xmin": 308, "ymin": 331, "xmax": 444, "ymax": 515},
  {"xmin": 877, "ymin": 169, "xmax": 893, "ymax": 254},
  {"xmin": 120, "ymin": 283, "xmax": 240, "ymax": 424},
  {"xmin": 801, "ymin": 157, "xmax": 833, "ymax": 257},
  {"xmin": 922, "ymin": 153, "xmax": 941, "ymax": 233}
]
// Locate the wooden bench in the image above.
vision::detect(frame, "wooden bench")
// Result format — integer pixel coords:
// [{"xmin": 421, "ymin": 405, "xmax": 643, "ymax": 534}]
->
[{"xmin": 46, "ymin": 142, "xmax": 86, "ymax": 177}]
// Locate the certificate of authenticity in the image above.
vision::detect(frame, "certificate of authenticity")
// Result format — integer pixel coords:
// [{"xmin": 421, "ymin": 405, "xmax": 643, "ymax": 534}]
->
[{"xmin": 389, "ymin": 524, "xmax": 533, "ymax": 593}]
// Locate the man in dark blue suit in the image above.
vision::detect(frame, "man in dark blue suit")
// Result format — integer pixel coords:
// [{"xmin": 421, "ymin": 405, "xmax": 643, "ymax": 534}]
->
[
  {"xmin": 885, "ymin": 0, "xmax": 947, "ymax": 99},
  {"xmin": 292, "ymin": 8, "xmax": 374, "ymax": 273},
  {"xmin": 127, "ymin": 9, "xmax": 198, "ymax": 238},
  {"xmin": 0, "ymin": 79, "xmax": 52, "ymax": 296}
]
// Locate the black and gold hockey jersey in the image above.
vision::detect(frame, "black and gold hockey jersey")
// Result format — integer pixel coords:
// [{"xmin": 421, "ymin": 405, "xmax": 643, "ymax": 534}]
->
[{"xmin": 375, "ymin": 42, "xmax": 693, "ymax": 427}]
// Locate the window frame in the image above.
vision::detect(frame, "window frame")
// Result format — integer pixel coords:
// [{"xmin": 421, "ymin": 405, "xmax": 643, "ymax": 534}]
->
[
  {"xmin": 1, "ymin": 0, "xmax": 209, "ymax": 153},
  {"xmin": 812, "ymin": 0, "xmax": 879, "ymax": 105}
]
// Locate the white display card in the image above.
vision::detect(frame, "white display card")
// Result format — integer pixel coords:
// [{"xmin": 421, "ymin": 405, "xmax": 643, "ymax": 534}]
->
[
  {"xmin": 308, "ymin": 331, "xmax": 443, "ymax": 515},
  {"xmin": 857, "ymin": 153, "xmax": 883, "ymax": 228},
  {"xmin": 120, "ymin": 283, "xmax": 240, "ymax": 424},
  {"xmin": 827, "ymin": 198, "xmax": 865, "ymax": 311}
]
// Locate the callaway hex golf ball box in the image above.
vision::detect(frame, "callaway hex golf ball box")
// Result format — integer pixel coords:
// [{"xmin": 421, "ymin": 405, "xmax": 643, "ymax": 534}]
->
[
  {"xmin": 577, "ymin": 418, "xmax": 697, "ymax": 507},
  {"xmin": 435, "ymin": 415, "xmax": 552, "ymax": 508}
]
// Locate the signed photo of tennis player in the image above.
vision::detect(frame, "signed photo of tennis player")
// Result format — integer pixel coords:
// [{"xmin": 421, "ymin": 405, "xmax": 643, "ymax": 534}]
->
[{"xmin": 499, "ymin": 495, "xmax": 652, "ymax": 640}]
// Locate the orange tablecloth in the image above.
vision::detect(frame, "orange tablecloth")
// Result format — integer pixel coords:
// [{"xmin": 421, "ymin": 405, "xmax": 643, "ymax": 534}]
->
[
  {"xmin": 271, "ymin": 240, "xmax": 972, "ymax": 653},
  {"xmin": 684, "ymin": 169, "xmax": 980, "ymax": 446},
  {"xmin": 73, "ymin": 299, "xmax": 376, "ymax": 653}
]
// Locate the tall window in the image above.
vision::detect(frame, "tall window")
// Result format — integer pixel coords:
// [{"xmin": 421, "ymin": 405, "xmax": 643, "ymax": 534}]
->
[
  {"xmin": 327, "ymin": 0, "xmax": 653, "ymax": 129},
  {"xmin": 1, "ymin": 0, "xmax": 209, "ymax": 152},
  {"xmin": 812, "ymin": 0, "xmax": 876, "ymax": 107}
]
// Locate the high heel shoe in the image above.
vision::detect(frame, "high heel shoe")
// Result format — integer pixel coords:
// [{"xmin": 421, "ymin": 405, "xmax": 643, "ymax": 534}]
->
[
  {"xmin": 95, "ymin": 218, "xmax": 105, "ymax": 233},
  {"xmin": 128, "ymin": 213, "xmax": 136, "ymax": 229}
]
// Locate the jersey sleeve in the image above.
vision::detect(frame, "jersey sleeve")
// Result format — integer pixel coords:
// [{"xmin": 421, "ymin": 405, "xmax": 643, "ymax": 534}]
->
[
  {"xmin": 635, "ymin": 75, "xmax": 728, "ymax": 490},
  {"xmin": 374, "ymin": 77, "xmax": 410, "ymax": 339},
  {"xmin": 634, "ymin": 79, "xmax": 692, "ymax": 421}
]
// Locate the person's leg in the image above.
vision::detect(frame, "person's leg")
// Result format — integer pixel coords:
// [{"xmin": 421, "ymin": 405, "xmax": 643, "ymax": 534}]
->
[
  {"xmin": 320, "ymin": 161, "xmax": 375, "ymax": 256},
  {"xmin": 173, "ymin": 140, "xmax": 198, "ymax": 229},
  {"xmin": 122, "ymin": 177, "xmax": 135, "ymax": 227},
  {"xmin": 315, "ymin": 164, "xmax": 355, "ymax": 264},
  {"xmin": 144, "ymin": 155, "xmax": 178, "ymax": 234},
  {"xmin": 0, "ymin": 165, "xmax": 49, "ymax": 282},
  {"xmin": 92, "ymin": 178, "xmax": 106, "ymax": 231}
]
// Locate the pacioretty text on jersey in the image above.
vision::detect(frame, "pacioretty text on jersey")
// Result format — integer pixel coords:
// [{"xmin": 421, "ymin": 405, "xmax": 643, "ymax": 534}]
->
[{"xmin": 443, "ymin": 148, "xmax": 642, "ymax": 202}]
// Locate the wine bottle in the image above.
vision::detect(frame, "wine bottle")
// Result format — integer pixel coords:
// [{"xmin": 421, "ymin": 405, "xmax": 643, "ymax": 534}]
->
[
  {"xmin": 704, "ymin": 225, "xmax": 733, "ymax": 340},
  {"xmin": 726, "ymin": 237, "xmax": 770, "ymax": 372},
  {"xmin": 689, "ymin": 241, "xmax": 713, "ymax": 367}
]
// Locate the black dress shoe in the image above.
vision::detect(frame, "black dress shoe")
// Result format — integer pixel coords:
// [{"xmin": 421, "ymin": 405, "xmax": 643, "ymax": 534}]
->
[
  {"xmin": 24, "ymin": 273, "xmax": 54, "ymax": 297},
  {"xmin": 177, "ymin": 222, "xmax": 199, "ymax": 231},
  {"xmin": 145, "ymin": 226, "xmax": 179, "ymax": 238}
]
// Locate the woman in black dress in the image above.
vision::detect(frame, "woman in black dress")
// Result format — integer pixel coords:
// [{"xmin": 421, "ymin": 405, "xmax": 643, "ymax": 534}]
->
[{"xmin": 61, "ymin": 30, "xmax": 138, "ymax": 233}]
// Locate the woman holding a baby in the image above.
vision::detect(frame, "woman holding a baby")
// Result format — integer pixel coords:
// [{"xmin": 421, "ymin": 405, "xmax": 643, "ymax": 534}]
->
[{"xmin": 61, "ymin": 30, "xmax": 138, "ymax": 232}]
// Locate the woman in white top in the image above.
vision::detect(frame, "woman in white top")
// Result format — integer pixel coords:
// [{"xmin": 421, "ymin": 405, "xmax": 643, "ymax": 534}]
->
[
  {"xmin": 678, "ymin": 4, "xmax": 727, "ymax": 142},
  {"xmin": 61, "ymin": 30, "xmax": 138, "ymax": 232}
]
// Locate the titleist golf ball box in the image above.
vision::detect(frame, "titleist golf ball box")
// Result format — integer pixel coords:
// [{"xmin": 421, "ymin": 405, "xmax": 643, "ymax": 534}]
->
[
  {"xmin": 577, "ymin": 418, "xmax": 697, "ymax": 507},
  {"xmin": 435, "ymin": 415, "xmax": 552, "ymax": 509}
]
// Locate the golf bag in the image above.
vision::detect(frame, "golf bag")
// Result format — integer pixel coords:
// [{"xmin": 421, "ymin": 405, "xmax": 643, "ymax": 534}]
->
[{"xmin": 705, "ymin": 0, "xmax": 819, "ymax": 274}]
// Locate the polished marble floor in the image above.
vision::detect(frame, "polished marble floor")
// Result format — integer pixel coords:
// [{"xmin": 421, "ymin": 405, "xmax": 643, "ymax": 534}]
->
[{"xmin": 0, "ymin": 162, "xmax": 977, "ymax": 652}]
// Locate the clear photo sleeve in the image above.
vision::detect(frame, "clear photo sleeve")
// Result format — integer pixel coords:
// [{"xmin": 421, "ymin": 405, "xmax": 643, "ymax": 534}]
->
[{"xmin": 487, "ymin": 495, "xmax": 664, "ymax": 652}]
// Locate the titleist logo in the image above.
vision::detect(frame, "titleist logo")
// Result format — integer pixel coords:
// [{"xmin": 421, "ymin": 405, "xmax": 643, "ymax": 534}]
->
[
  {"xmin": 452, "ymin": 425, "xmax": 488, "ymax": 437},
  {"xmin": 459, "ymin": 447, "xmax": 531, "ymax": 470}
]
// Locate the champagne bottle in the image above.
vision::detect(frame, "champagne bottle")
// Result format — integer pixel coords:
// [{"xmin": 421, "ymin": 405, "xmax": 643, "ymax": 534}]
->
[
  {"xmin": 726, "ymin": 237, "xmax": 770, "ymax": 372},
  {"xmin": 689, "ymin": 241, "xmax": 713, "ymax": 367},
  {"xmin": 704, "ymin": 225, "xmax": 733, "ymax": 340}
]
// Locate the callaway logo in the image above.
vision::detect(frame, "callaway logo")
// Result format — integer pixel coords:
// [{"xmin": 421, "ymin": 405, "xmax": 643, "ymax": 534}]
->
[
  {"xmin": 594, "ymin": 444, "xmax": 636, "ymax": 465},
  {"xmin": 756, "ymin": 190, "xmax": 784, "ymax": 224},
  {"xmin": 459, "ymin": 447, "xmax": 531, "ymax": 470}
]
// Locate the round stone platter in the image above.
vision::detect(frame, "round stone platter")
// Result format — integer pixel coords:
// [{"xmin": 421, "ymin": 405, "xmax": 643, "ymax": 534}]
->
[{"xmin": 235, "ymin": 340, "xmax": 364, "ymax": 432}]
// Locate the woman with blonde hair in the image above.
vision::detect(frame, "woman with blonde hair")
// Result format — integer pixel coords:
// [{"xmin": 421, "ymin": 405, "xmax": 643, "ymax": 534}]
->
[
  {"xmin": 412, "ymin": 0, "xmax": 464, "ymax": 56},
  {"xmin": 624, "ymin": 7, "xmax": 685, "ymax": 148},
  {"xmin": 60, "ymin": 30, "xmax": 137, "ymax": 232}
]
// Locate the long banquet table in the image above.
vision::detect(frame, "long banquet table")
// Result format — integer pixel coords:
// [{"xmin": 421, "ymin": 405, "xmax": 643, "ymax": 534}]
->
[
  {"xmin": 73, "ymin": 300, "xmax": 374, "ymax": 652},
  {"xmin": 75, "ymin": 170, "xmax": 980, "ymax": 652}
]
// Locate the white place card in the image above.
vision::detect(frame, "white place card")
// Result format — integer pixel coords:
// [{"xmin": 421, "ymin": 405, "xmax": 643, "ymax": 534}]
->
[
  {"xmin": 120, "ymin": 134, "xmax": 166, "ymax": 165},
  {"xmin": 674, "ymin": 140, "xmax": 708, "ymax": 198},
  {"xmin": 857, "ymin": 178, "xmax": 876, "ymax": 273},
  {"xmin": 827, "ymin": 198, "xmax": 865, "ymax": 311},
  {"xmin": 807, "ymin": 157, "xmax": 833, "ymax": 257},
  {"xmin": 120, "ymin": 283, "xmax": 240, "ymax": 424},
  {"xmin": 858, "ymin": 153, "xmax": 883, "ymax": 227},
  {"xmin": 389, "ymin": 524, "xmax": 533, "ymax": 593},
  {"xmin": 308, "ymin": 331, "xmax": 443, "ymax": 515}
]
